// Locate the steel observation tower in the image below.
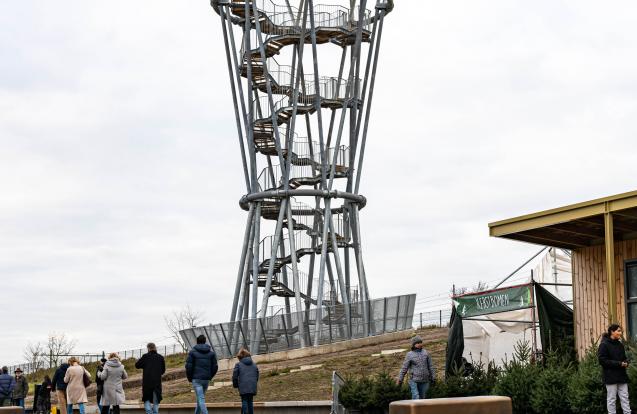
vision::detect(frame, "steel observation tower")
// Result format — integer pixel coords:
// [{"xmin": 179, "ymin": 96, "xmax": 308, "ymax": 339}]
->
[{"xmin": 210, "ymin": 0, "xmax": 393, "ymax": 349}]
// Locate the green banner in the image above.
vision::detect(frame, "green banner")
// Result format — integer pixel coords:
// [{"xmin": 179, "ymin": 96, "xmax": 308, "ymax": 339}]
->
[{"xmin": 453, "ymin": 285, "xmax": 532, "ymax": 318}]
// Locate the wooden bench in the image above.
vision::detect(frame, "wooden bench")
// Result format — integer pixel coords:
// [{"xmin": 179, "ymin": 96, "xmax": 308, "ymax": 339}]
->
[{"xmin": 390, "ymin": 396, "xmax": 512, "ymax": 414}]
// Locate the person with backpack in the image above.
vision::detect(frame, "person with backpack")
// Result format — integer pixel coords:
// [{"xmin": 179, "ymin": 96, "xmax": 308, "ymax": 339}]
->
[
  {"xmin": 0, "ymin": 367, "xmax": 15, "ymax": 407},
  {"xmin": 185, "ymin": 335, "xmax": 218, "ymax": 414},
  {"xmin": 12, "ymin": 367, "xmax": 28, "ymax": 408},
  {"xmin": 599, "ymin": 324, "xmax": 632, "ymax": 414},
  {"xmin": 135, "ymin": 343, "xmax": 166, "ymax": 414},
  {"xmin": 396, "ymin": 335, "xmax": 435, "ymax": 399},
  {"xmin": 64, "ymin": 357, "xmax": 91, "ymax": 414},
  {"xmin": 98, "ymin": 353, "xmax": 128, "ymax": 414},
  {"xmin": 232, "ymin": 349, "xmax": 259, "ymax": 414},
  {"xmin": 51, "ymin": 362, "xmax": 70, "ymax": 414}
]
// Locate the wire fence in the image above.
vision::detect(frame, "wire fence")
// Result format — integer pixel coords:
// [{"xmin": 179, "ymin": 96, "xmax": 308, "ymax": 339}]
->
[
  {"xmin": 7, "ymin": 343, "xmax": 183, "ymax": 376},
  {"xmin": 412, "ymin": 309, "xmax": 453, "ymax": 329},
  {"xmin": 180, "ymin": 294, "xmax": 417, "ymax": 360}
]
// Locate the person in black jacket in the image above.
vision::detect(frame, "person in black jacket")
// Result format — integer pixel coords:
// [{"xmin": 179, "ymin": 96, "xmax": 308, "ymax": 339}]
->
[
  {"xmin": 232, "ymin": 348, "xmax": 259, "ymax": 414},
  {"xmin": 35, "ymin": 375, "xmax": 52, "ymax": 414},
  {"xmin": 598, "ymin": 324, "xmax": 631, "ymax": 414},
  {"xmin": 51, "ymin": 363, "xmax": 70, "ymax": 414},
  {"xmin": 96, "ymin": 358, "xmax": 108, "ymax": 414},
  {"xmin": 185, "ymin": 335, "xmax": 218, "ymax": 414},
  {"xmin": 135, "ymin": 343, "xmax": 166, "ymax": 414}
]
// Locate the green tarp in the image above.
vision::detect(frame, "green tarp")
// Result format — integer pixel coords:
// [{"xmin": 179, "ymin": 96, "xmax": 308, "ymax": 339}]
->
[
  {"xmin": 535, "ymin": 282, "xmax": 575, "ymax": 359},
  {"xmin": 445, "ymin": 305, "xmax": 464, "ymax": 377},
  {"xmin": 453, "ymin": 284, "xmax": 533, "ymax": 318}
]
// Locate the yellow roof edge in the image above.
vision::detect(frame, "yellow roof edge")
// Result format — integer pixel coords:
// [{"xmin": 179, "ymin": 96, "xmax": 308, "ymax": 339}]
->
[{"xmin": 488, "ymin": 189, "xmax": 637, "ymax": 236}]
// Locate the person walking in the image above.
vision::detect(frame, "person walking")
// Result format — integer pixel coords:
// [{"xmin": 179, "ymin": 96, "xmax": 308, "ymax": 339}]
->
[
  {"xmin": 599, "ymin": 324, "xmax": 632, "ymax": 414},
  {"xmin": 0, "ymin": 367, "xmax": 15, "ymax": 407},
  {"xmin": 12, "ymin": 368, "xmax": 29, "ymax": 408},
  {"xmin": 98, "ymin": 353, "xmax": 128, "ymax": 414},
  {"xmin": 64, "ymin": 357, "xmax": 91, "ymax": 414},
  {"xmin": 232, "ymin": 349, "xmax": 259, "ymax": 414},
  {"xmin": 96, "ymin": 358, "xmax": 107, "ymax": 414},
  {"xmin": 135, "ymin": 343, "xmax": 166, "ymax": 414},
  {"xmin": 35, "ymin": 375, "xmax": 53, "ymax": 414},
  {"xmin": 396, "ymin": 335, "xmax": 435, "ymax": 400},
  {"xmin": 185, "ymin": 335, "xmax": 218, "ymax": 414},
  {"xmin": 51, "ymin": 362, "xmax": 70, "ymax": 414}
]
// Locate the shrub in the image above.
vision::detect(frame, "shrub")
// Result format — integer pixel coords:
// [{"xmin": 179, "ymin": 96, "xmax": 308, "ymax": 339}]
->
[
  {"xmin": 339, "ymin": 372, "xmax": 410, "ymax": 412},
  {"xmin": 428, "ymin": 358, "xmax": 498, "ymax": 398},
  {"xmin": 493, "ymin": 341, "xmax": 539, "ymax": 414},
  {"xmin": 530, "ymin": 354, "xmax": 574, "ymax": 414},
  {"xmin": 567, "ymin": 345, "xmax": 606, "ymax": 414},
  {"xmin": 339, "ymin": 375, "xmax": 375, "ymax": 411},
  {"xmin": 371, "ymin": 372, "xmax": 411, "ymax": 409}
]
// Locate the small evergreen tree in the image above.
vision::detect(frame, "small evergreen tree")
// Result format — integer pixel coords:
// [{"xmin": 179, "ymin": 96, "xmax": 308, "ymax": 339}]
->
[
  {"xmin": 567, "ymin": 344, "xmax": 606, "ymax": 414},
  {"xmin": 531, "ymin": 351, "xmax": 574, "ymax": 414},
  {"xmin": 493, "ymin": 341, "xmax": 539, "ymax": 414}
]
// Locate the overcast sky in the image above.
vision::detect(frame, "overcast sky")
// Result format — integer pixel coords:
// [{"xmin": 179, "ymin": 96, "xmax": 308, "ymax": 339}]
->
[{"xmin": 2, "ymin": 1, "xmax": 637, "ymax": 364}]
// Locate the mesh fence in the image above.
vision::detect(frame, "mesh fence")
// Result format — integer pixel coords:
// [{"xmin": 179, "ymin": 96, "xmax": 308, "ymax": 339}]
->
[{"xmin": 180, "ymin": 293, "xmax": 416, "ymax": 359}]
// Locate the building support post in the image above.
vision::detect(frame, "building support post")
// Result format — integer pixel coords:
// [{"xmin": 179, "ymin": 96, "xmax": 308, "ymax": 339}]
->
[{"xmin": 605, "ymin": 205, "xmax": 617, "ymax": 324}]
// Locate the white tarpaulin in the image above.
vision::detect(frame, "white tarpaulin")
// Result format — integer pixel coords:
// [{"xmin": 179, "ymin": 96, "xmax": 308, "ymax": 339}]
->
[
  {"xmin": 462, "ymin": 308, "xmax": 535, "ymax": 365},
  {"xmin": 460, "ymin": 249, "xmax": 572, "ymax": 366}
]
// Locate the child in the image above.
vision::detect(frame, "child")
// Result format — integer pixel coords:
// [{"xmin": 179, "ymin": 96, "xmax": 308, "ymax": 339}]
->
[
  {"xmin": 36, "ymin": 375, "xmax": 52, "ymax": 414},
  {"xmin": 232, "ymin": 349, "xmax": 259, "ymax": 414}
]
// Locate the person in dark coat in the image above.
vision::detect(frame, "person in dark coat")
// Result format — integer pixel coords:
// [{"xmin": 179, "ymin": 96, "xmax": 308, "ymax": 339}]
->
[
  {"xmin": 232, "ymin": 349, "xmax": 259, "ymax": 414},
  {"xmin": 135, "ymin": 343, "xmax": 166, "ymax": 414},
  {"xmin": 12, "ymin": 367, "xmax": 28, "ymax": 408},
  {"xmin": 598, "ymin": 324, "xmax": 631, "ymax": 414},
  {"xmin": 96, "ymin": 358, "xmax": 108, "ymax": 414},
  {"xmin": 35, "ymin": 376, "xmax": 53, "ymax": 414},
  {"xmin": 185, "ymin": 335, "xmax": 218, "ymax": 414},
  {"xmin": 0, "ymin": 366, "xmax": 16, "ymax": 407},
  {"xmin": 51, "ymin": 363, "xmax": 70, "ymax": 414}
]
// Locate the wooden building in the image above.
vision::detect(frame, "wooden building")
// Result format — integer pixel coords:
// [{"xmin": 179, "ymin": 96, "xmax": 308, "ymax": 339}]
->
[{"xmin": 488, "ymin": 190, "xmax": 637, "ymax": 357}]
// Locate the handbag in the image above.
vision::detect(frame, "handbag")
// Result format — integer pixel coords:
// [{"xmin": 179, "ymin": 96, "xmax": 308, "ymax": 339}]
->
[{"xmin": 82, "ymin": 369, "xmax": 92, "ymax": 388}]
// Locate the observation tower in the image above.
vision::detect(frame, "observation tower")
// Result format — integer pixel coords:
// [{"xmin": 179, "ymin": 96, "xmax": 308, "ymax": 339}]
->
[{"xmin": 211, "ymin": 0, "xmax": 393, "ymax": 349}]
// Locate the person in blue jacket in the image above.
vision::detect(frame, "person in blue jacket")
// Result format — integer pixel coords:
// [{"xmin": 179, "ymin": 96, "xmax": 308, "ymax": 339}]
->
[
  {"xmin": 0, "ymin": 366, "xmax": 16, "ymax": 407},
  {"xmin": 232, "ymin": 349, "xmax": 259, "ymax": 414},
  {"xmin": 185, "ymin": 335, "xmax": 218, "ymax": 414}
]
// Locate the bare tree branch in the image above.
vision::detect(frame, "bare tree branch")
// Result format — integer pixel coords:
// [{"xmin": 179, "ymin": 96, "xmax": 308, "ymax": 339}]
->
[
  {"xmin": 23, "ymin": 342, "xmax": 45, "ymax": 371},
  {"xmin": 164, "ymin": 305, "xmax": 205, "ymax": 352}
]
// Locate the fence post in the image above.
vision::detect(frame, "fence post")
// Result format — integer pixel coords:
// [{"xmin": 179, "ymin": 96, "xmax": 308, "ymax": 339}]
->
[
  {"xmin": 439, "ymin": 310, "xmax": 442, "ymax": 327},
  {"xmin": 258, "ymin": 318, "xmax": 269, "ymax": 354},
  {"xmin": 124, "ymin": 350, "xmax": 127, "ymax": 359},
  {"xmin": 382, "ymin": 297, "xmax": 387, "ymax": 333},
  {"xmin": 420, "ymin": 312, "xmax": 423, "ymax": 329},
  {"xmin": 327, "ymin": 306, "xmax": 333, "ymax": 343}
]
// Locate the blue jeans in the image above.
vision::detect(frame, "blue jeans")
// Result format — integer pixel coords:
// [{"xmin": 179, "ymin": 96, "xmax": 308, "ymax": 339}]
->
[
  {"xmin": 192, "ymin": 379, "xmax": 209, "ymax": 414},
  {"xmin": 241, "ymin": 394, "xmax": 254, "ymax": 414},
  {"xmin": 409, "ymin": 380, "xmax": 429, "ymax": 399},
  {"xmin": 144, "ymin": 392, "xmax": 160, "ymax": 414},
  {"xmin": 67, "ymin": 403, "xmax": 86, "ymax": 414},
  {"xmin": 13, "ymin": 398, "xmax": 25, "ymax": 408}
]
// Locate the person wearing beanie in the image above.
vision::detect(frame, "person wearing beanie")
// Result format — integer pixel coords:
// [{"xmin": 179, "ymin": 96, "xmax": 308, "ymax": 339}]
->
[{"xmin": 396, "ymin": 335, "xmax": 435, "ymax": 399}]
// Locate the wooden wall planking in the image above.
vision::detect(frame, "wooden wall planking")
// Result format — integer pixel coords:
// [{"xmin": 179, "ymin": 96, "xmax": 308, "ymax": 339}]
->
[{"xmin": 572, "ymin": 240, "xmax": 637, "ymax": 358}]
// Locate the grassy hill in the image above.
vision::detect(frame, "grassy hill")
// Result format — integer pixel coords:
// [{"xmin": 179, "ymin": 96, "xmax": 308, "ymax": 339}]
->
[{"xmin": 34, "ymin": 327, "xmax": 447, "ymax": 404}]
